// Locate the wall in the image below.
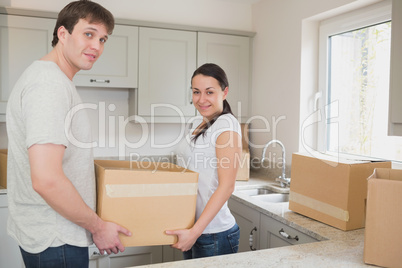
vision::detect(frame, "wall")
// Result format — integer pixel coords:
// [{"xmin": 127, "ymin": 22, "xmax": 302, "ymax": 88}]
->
[{"xmin": 250, "ymin": 0, "xmax": 383, "ymax": 175}]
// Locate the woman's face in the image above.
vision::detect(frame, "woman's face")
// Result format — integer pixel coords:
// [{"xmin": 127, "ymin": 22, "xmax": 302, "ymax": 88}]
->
[{"xmin": 191, "ymin": 74, "xmax": 228, "ymax": 121}]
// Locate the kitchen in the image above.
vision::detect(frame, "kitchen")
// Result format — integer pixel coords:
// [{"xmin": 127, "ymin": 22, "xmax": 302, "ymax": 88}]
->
[{"xmin": 1, "ymin": 0, "xmax": 402, "ymax": 267}]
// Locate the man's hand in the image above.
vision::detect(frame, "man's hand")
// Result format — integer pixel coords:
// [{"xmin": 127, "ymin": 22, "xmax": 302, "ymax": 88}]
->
[{"xmin": 92, "ymin": 220, "xmax": 132, "ymax": 255}]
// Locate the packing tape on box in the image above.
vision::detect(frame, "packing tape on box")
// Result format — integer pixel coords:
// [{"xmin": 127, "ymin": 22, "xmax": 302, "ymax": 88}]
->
[
  {"xmin": 105, "ymin": 183, "xmax": 198, "ymax": 198},
  {"xmin": 290, "ymin": 192, "xmax": 350, "ymax": 222}
]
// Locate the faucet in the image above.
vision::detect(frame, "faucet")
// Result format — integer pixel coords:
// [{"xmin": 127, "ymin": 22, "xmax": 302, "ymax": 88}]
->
[{"xmin": 261, "ymin": 140, "xmax": 290, "ymax": 188}]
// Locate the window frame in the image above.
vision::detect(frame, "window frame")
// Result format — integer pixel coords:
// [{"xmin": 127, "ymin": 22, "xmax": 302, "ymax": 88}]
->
[{"xmin": 317, "ymin": 0, "xmax": 392, "ymax": 156}]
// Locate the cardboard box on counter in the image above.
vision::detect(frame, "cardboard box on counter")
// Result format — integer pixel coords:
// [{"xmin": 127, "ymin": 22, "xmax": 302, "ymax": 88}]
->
[
  {"xmin": 289, "ymin": 152, "xmax": 391, "ymax": 231},
  {"xmin": 236, "ymin": 123, "xmax": 250, "ymax": 181},
  {"xmin": 0, "ymin": 149, "xmax": 7, "ymax": 189},
  {"xmin": 94, "ymin": 159, "xmax": 198, "ymax": 247},
  {"xmin": 364, "ymin": 168, "xmax": 402, "ymax": 268}
]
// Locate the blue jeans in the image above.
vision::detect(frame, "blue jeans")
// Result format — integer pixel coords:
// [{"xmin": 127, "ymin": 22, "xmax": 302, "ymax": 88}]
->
[
  {"xmin": 183, "ymin": 223, "xmax": 240, "ymax": 259},
  {"xmin": 20, "ymin": 245, "xmax": 89, "ymax": 268}
]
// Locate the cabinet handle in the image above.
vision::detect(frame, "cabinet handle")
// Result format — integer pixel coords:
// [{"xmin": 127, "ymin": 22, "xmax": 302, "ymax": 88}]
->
[
  {"xmin": 91, "ymin": 250, "xmax": 109, "ymax": 257},
  {"xmin": 249, "ymin": 226, "xmax": 257, "ymax": 251},
  {"xmin": 90, "ymin": 251, "xmax": 103, "ymax": 259},
  {"xmin": 279, "ymin": 228, "xmax": 299, "ymax": 241},
  {"xmin": 189, "ymin": 87, "xmax": 193, "ymax": 104},
  {"xmin": 90, "ymin": 79, "xmax": 110, "ymax": 83}
]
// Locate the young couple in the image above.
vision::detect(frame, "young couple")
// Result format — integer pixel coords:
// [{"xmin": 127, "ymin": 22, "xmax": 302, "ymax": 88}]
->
[{"xmin": 6, "ymin": 1, "xmax": 241, "ymax": 267}]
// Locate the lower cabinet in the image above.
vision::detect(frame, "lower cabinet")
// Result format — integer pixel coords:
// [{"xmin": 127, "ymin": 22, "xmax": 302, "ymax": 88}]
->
[
  {"xmin": 228, "ymin": 197, "xmax": 260, "ymax": 252},
  {"xmin": 162, "ymin": 245, "xmax": 184, "ymax": 263},
  {"xmin": 89, "ymin": 245, "xmax": 163, "ymax": 268},
  {"xmin": 228, "ymin": 197, "xmax": 319, "ymax": 251},
  {"xmin": 259, "ymin": 214, "xmax": 318, "ymax": 249},
  {"xmin": 88, "ymin": 244, "xmax": 184, "ymax": 268}
]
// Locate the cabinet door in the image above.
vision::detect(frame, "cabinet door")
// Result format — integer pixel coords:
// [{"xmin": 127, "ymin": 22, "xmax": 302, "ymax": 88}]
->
[
  {"xmin": 89, "ymin": 245, "xmax": 163, "ymax": 268},
  {"xmin": 137, "ymin": 27, "xmax": 196, "ymax": 118},
  {"xmin": 0, "ymin": 15, "xmax": 54, "ymax": 116},
  {"xmin": 197, "ymin": 33, "xmax": 250, "ymax": 121},
  {"xmin": 259, "ymin": 214, "xmax": 318, "ymax": 249},
  {"xmin": 0, "ymin": 195, "xmax": 24, "ymax": 268},
  {"xmin": 228, "ymin": 197, "xmax": 260, "ymax": 252},
  {"xmin": 162, "ymin": 245, "xmax": 183, "ymax": 262},
  {"xmin": 74, "ymin": 25, "xmax": 138, "ymax": 88}
]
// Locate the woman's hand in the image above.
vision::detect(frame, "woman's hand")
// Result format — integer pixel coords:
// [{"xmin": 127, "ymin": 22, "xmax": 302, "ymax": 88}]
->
[{"xmin": 165, "ymin": 228, "xmax": 199, "ymax": 252}]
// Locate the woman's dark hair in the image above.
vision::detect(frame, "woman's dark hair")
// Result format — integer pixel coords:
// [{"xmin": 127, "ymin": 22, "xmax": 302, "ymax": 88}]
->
[
  {"xmin": 52, "ymin": 0, "xmax": 115, "ymax": 47},
  {"xmin": 192, "ymin": 63, "xmax": 234, "ymax": 142}
]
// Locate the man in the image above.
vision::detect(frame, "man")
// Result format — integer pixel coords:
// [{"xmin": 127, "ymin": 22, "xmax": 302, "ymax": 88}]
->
[{"xmin": 6, "ymin": 1, "xmax": 131, "ymax": 267}]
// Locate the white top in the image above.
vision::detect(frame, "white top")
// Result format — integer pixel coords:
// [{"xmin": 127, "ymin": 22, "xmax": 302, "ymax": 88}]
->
[
  {"xmin": 176, "ymin": 114, "xmax": 241, "ymax": 234},
  {"xmin": 6, "ymin": 61, "xmax": 95, "ymax": 253}
]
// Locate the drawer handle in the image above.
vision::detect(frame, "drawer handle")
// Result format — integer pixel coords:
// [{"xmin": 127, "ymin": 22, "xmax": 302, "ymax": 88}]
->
[
  {"xmin": 90, "ymin": 251, "xmax": 103, "ymax": 259},
  {"xmin": 90, "ymin": 79, "xmax": 110, "ymax": 83},
  {"xmin": 279, "ymin": 228, "xmax": 299, "ymax": 241},
  {"xmin": 249, "ymin": 226, "xmax": 257, "ymax": 251}
]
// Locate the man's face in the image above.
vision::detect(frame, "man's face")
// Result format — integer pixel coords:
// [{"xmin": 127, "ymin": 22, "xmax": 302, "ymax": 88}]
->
[{"xmin": 62, "ymin": 18, "xmax": 109, "ymax": 73}]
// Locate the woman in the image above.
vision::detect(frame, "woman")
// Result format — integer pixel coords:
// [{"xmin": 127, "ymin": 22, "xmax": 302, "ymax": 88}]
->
[{"xmin": 166, "ymin": 63, "xmax": 242, "ymax": 259}]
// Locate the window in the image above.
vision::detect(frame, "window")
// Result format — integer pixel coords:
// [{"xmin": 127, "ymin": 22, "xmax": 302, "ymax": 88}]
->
[{"xmin": 318, "ymin": 0, "xmax": 402, "ymax": 161}]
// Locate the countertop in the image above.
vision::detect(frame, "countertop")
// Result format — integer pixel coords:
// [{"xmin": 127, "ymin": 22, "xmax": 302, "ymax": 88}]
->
[{"xmin": 134, "ymin": 173, "xmax": 370, "ymax": 268}]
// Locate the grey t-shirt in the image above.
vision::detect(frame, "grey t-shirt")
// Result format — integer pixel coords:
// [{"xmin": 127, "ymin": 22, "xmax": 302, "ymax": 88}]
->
[{"xmin": 6, "ymin": 61, "xmax": 95, "ymax": 253}]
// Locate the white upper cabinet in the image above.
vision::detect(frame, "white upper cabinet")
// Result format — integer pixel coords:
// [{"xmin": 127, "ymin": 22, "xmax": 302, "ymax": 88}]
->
[
  {"xmin": 133, "ymin": 29, "xmax": 251, "ymax": 122},
  {"xmin": 1, "ymin": 10, "xmax": 252, "ymax": 123},
  {"xmin": 0, "ymin": 14, "xmax": 54, "ymax": 116},
  {"xmin": 197, "ymin": 32, "xmax": 250, "ymax": 121},
  {"xmin": 74, "ymin": 25, "xmax": 139, "ymax": 88},
  {"xmin": 136, "ymin": 27, "xmax": 197, "ymax": 119}
]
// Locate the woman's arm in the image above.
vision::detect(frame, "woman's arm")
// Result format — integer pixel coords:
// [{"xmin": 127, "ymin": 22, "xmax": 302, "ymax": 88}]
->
[{"xmin": 166, "ymin": 130, "xmax": 242, "ymax": 251}]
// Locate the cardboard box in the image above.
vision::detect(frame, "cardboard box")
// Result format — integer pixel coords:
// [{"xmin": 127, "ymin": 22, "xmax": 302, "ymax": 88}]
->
[
  {"xmin": 0, "ymin": 149, "xmax": 7, "ymax": 189},
  {"xmin": 236, "ymin": 123, "xmax": 250, "ymax": 181},
  {"xmin": 94, "ymin": 159, "xmax": 198, "ymax": 247},
  {"xmin": 289, "ymin": 152, "xmax": 391, "ymax": 231},
  {"xmin": 364, "ymin": 168, "xmax": 402, "ymax": 268}
]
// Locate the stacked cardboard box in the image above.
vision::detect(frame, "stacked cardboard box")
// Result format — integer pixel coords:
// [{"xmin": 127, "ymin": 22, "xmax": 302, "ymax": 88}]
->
[
  {"xmin": 95, "ymin": 159, "xmax": 198, "ymax": 247},
  {"xmin": 289, "ymin": 152, "xmax": 391, "ymax": 231},
  {"xmin": 0, "ymin": 149, "xmax": 7, "ymax": 189},
  {"xmin": 364, "ymin": 168, "xmax": 402, "ymax": 268},
  {"xmin": 236, "ymin": 123, "xmax": 250, "ymax": 181}
]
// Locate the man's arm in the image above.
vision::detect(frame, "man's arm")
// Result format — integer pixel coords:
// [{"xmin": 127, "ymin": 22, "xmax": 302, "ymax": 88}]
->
[{"xmin": 28, "ymin": 143, "xmax": 131, "ymax": 255}]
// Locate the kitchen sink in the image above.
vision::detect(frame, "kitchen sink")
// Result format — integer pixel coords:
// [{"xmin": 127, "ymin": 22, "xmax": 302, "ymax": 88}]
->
[
  {"xmin": 237, "ymin": 188, "xmax": 276, "ymax": 196},
  {"xmin": 251, "ymin": 193, "xmax": 289, "ymax": 203},
  {"xmin": 235, "ymin": 185, "xmax": 290, "ymax": 203},
  {"xmin": 236, "ymin": 185, "xmax": 289, "ymax": 196}
]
